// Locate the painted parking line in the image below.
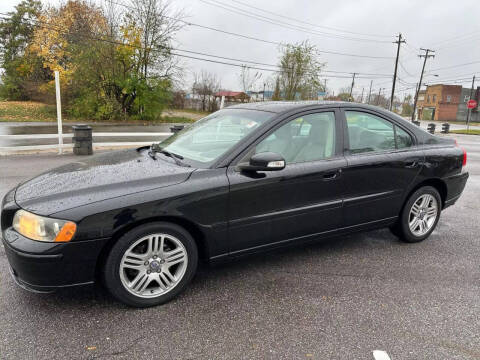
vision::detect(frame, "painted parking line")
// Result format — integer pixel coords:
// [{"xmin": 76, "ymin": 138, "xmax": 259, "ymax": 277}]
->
[{"xmin": 373, "ymin": 350, "xmax": 392, "ymax": 360}]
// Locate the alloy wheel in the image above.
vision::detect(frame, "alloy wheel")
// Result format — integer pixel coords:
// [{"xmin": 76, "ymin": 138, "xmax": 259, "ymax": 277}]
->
[
  {"xmin": 119, "ymin": 234, "xmax": 188, "ymax": 298},
  {"xmin": 408, "ymin": 194, "xmax": 438, "ymax": 237}
]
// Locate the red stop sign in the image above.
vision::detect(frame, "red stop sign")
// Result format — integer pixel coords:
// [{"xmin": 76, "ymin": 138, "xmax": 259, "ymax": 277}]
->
[{"xmin": 467, "ymin": 99, "xmax": 477, "ymax": 109}]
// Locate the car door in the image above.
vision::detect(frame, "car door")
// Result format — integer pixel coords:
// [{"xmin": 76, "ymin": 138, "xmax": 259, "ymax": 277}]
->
[
  {"xmin": 226, "ymin": 109, "xmax": 347, "ymax": 254},
  {"xmin": 341, "ymin": 109, "xmax": 423, "ymax": 227}
]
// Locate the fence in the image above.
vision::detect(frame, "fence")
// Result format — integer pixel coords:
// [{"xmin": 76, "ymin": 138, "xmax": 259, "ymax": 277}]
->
[{"xmin": 0, "ymin": 132, "xmax": 173, "ymax": 155}]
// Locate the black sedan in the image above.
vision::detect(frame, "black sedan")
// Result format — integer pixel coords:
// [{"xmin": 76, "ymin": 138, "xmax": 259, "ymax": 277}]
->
[{"xmin": 1, "ymin": 101, "xmax": 468, "ymax": 307}]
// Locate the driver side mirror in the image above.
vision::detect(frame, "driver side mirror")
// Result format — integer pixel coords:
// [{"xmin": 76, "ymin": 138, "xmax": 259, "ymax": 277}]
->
[{"xmin": 238, "ymin": 152, "xmax": 286, "ymax": 172}]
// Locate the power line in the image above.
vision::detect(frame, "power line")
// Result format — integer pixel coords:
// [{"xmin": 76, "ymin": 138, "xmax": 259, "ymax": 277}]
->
[
  {"xmin": 222, "ymin": 0, "xmax": 392, "ymax": 39},
  {"xmin": 199, "ymin": 0, "xmax": 393, "ymax": 44},
  {"xmin": 0, "ymin": 14, "xmax": 393, "ymax": 80},
  {"xmin": 100, "ymin": 0, "xmax": 395, "ymax": 60},
  {"xmin": 428, "ymin": 60, "xmax": 480, "ymax": 72}
]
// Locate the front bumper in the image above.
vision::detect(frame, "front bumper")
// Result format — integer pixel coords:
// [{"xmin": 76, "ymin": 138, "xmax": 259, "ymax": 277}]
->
[{"xmin": 2, "ymin": 227, "xmax": 107, "ymax": 292}]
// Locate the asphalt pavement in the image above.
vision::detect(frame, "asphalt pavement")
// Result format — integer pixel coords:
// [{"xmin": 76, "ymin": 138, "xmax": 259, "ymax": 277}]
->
[{"xmin": 0, "ymin": 134, "xmax": 479, "ymax": 360}]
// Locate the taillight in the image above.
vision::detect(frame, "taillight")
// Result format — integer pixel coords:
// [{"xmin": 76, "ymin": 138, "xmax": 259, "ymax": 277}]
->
[{"xmin": 455, "ymin": 139, "xmax": 467, "ymax": 167}]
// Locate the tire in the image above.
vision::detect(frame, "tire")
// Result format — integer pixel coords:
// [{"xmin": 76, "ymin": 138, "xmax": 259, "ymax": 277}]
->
[
  {"xmin": 103, "ymin": 222, "xmax": 198, "ymax": 307},
  {"xmin": 397, "ymin": 186, "xmax": 442, "ymax": 243}
]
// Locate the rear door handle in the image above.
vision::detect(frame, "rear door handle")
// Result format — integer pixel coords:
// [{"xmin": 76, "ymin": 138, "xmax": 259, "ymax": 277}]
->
[
  {"xmin": 323, "ymin": 169, "xmax": 342, "ymax": 180},
  {"xmin": 404, "ymin": 161, "xmax": 418, "ymax": 168}
]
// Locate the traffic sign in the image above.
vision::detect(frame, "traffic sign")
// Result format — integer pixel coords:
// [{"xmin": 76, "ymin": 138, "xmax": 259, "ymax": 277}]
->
[{"xmin": 467, "ymin": 99, "xmax": 477, "ymax": 109}]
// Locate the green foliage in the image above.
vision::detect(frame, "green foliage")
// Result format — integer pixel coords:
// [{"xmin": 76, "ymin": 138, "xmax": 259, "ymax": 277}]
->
[
  {"xmin": 132, "ymin": 78, "xmax": 172, "ymax": 120},
  {"xmin": 275, "ymin": 41, "xmax": 324, "ymax": 100},
  {"xmin": 0, "ymin": 0, "xmax": 180, "ymax": 121},
  {"xmin": 0, "ymin": 0, "xmax": 44, "ymax": 100},
  {"xmin": 337, "ymin": 93, "xmax": 353, "ymax": 102}
]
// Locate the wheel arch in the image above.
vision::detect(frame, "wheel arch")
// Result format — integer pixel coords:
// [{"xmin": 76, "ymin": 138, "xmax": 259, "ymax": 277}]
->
[
  {"xmin": 404, "ymin": 178, "xmax": 448, "ymax": 211},
  {"xmin": 95, "ymin": 216, "xmax": 209, "ymax": 281}
]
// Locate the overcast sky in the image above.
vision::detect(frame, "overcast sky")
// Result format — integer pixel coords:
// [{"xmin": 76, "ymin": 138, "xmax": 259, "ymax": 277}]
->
[{"xmin": 1, "ymin": 0, "xmax": 479, "ymax": 98}]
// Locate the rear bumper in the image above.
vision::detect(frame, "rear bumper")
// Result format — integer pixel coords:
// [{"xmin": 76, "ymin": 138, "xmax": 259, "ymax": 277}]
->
[
  {"xmin": 2, "ymin": 227, "xmax": 107, "ymax": 291},
  {"xmin": 443, "ymin": 171, "xmax": 469, "ymax": 209}
]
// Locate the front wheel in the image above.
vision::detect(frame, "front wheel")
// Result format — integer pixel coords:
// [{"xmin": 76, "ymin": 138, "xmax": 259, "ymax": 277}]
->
[
  {"xmin": 103, "ymin": 222, "xmax": 198, "ymax": 307},
  {"xmin": 396, "ymin": 186, "xmax": 442, "ymax": 243}
]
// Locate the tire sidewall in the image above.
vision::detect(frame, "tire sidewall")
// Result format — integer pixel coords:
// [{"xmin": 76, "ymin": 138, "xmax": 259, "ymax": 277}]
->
[
  {"xmin": 103, "ymin": 222, "xmax": 198, "ymax": 307},
  {"xmin": 400, "ymin": 186, "xmax": 442, "ymax": 243}
]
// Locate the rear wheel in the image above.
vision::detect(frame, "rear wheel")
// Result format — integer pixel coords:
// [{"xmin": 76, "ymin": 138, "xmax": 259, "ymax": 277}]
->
[
  {"xmin": 103, "ymin": 222, "xmax": 198, "ymax": 307},
  {"xmin": 396, "ymin": 186, "xmax": 442, "ymax": 243}
]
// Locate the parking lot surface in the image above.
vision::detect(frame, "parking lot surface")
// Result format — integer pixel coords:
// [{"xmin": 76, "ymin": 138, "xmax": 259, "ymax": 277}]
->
[{"xmin": 0, "ymin": 134, "xmax": 479, "ymax": 360}]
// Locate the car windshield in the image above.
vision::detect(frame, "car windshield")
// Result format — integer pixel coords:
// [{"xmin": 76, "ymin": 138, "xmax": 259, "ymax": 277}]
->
[{"xmin": 158, "ymin": 108, "xmax": 274, "ymax": 167}]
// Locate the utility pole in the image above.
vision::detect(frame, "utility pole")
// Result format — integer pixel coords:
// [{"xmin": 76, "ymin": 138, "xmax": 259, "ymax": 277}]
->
[
  {"xmin": 466, "ymin": 75, "xmax": 476, "ymax": 130},
  {"xmin": 263, "ymin": 83, "xmax": 266, "ymax": 101},
  {"xmin": 390, "ymin": 33, "xmax": 406, "ymax": 110},
  {"xmin": 376, "ymin": 88, "xmax": 383, "ymax": 105},
  {"xmin": 411, "ymin": 48, "xmax": 435, "ymax": 121},
  {"xmin": 360, "ymin": 87, "xmax": 364, "ymax": 103},
  {"xmin": 349, "ymin": 73, "xmax": 356, "ymax": 100},
  {"xmin": 367, "ymin": 80, "xmax": 373, "ymax": 104}
]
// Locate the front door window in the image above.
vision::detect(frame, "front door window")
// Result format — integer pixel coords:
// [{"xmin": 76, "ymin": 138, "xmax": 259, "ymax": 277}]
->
[{"xmin": 255, "ymin": 112, "xmax": 336, "ymax": 163}]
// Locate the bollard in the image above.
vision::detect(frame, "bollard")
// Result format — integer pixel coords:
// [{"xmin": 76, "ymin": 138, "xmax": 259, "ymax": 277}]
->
[
  {"xmin": 427, "ymin": 123, "xmax": 436, "ymax": 134},
  {"xmin": 441, "ymin": 123, "xmax": 450, "ymax": 134},
  {"xmin": 170, "ymin": 125, "xmax": 184, "ymax": 134},
  {"xmin": 72, "ymin": 124, "xmax": 93, "ymax": 155}
]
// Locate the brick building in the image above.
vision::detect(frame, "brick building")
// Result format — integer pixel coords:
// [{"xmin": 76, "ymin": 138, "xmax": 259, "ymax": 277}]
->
[
  {"xmin": 417, "ymin": 84, "xmax": 461, "ymax": 121},
  {"xmin": 416, "ymin": 84, "xmax": 480, "ymax": 122}
]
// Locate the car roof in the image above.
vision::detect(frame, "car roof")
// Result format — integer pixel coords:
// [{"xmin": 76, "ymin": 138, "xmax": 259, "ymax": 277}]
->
[
  {"xmin": 225, "ymin": 100, "xmax": 433, "ymax": 142},
  {"xmin": 227, "ymin": 100, "xmax": 384, "ymax": 114}
]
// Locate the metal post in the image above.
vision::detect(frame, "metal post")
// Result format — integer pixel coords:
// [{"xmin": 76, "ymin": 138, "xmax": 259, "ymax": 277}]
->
[
  {"xmin": 466, "ymin": 75, "xmax": 475, "ymax": 131},
  {"xmin": 55, "ymin": 71, "xmax": 63, "ymax": 154},
  {"xmin": 220, "ymin": 95, "xmax": 225, "ymax": 109}
]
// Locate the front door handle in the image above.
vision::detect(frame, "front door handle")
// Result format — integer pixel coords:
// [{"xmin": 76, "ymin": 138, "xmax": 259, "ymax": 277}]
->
[
  {"xmin": 404, "ymin": 161, "xmax": 418, "ymax": 168},
  {"xmin": 323, "ymin": 169, "xmax": 342, "ymax": 180}
]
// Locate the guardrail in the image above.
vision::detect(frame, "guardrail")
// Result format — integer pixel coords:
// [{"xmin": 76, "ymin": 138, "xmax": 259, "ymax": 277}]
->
[{"xmin": 0, "ymin": 132, "xmax": 173, "ymax": 154}]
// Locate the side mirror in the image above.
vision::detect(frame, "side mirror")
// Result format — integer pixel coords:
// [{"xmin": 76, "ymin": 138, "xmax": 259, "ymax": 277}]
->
[{"xmin": 238, "ymin": 152, "xmax": 286, "ymax": 172}]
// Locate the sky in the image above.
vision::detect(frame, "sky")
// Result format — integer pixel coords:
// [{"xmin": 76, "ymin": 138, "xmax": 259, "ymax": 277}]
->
[{"xmin": 1, "ymin": 0, "xmax": 479, "ymax": 99}]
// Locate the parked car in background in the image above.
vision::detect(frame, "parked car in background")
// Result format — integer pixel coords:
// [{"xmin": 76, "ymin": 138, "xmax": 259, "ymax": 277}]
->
[{"xmin": 1, "ymin": 101, "xmax": 468, "ymax": 307}]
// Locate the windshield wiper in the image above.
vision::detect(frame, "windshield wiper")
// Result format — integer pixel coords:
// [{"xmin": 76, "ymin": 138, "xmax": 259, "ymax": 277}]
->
[{"xmin": 150, "ymin": 143, "xmax": 190, "ymax": 167}]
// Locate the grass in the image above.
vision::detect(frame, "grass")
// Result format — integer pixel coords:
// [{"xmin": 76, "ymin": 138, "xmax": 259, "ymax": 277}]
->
[
  {"xmin": 450, "ymin": 129, "xmax": 480, "ymax": 135},
  {"xmin": 0, "ymin": 101, "xmax": 57, "ymax": 121},
  {"xmin": 0, "ymin": 101, "xmax": 194, "ymax": 123},
  {"xmin": 171, "ymin": 108, "xmax": 211, "ymax": 116}
]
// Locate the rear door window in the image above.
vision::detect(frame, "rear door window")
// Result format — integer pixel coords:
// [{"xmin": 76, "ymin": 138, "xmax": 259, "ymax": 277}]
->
[{"xmin": 345, "ymin": 111, "xmax": 395, "ymax": 154}]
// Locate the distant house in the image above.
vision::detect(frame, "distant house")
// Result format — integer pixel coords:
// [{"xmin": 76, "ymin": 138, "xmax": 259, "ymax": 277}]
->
[
  {"xmin": 214, "ymin": 91, "xmax": 250, "ymax": 103},
  {"xmin": 417, "ymin": 84, "xmax": 479, "ymax": 122}
]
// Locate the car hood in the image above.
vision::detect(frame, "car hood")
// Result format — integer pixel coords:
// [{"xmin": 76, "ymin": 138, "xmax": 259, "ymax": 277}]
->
[{"xmin": 15, "ymin": 148, "xmax": 195, "ymax": 215}]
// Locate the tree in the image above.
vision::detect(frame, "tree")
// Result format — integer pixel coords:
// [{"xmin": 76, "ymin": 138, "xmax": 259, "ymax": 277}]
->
[
  {"xmin": 192, "ymin": 71, "xmax": 220, "ymax": 111},
  {"xmin": 275, "ymin": 41, "xmax": 324, "ymax": 100},
  {"xmin": 337, "ymin": 92, "xmax": 353, "ymax": 102},
  {"xmin": 238, "ymin": 65, "xmax": 262, "ymax": 94},
  {"xmin": 25, "ymin": 0, "xmax": 178, "ymax": 120},
  {"xmin": 272, "ymin": 77, "xmax": 281, "ymax": 101},
  {"xmin": 127, "ymin": 0, "xmax": 184, "ymax": 81},
  {"xmin": 0, "ymin": 0, "xmax": 43, "ymax": 100},
  {"xmin": 401, "ymin": 94, "xmax": 413, "ymax": 116}
]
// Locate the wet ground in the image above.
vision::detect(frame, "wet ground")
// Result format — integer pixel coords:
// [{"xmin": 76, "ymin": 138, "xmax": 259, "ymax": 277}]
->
[{"xmin": 0, "ymin": 134, "xmax": 479, "ymax": 359}]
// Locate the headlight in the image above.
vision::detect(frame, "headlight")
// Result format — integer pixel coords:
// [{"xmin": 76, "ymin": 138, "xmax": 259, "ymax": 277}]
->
[{"xmin": 13, "ymin": 209, "xmax": 77, "ymax": 242}]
